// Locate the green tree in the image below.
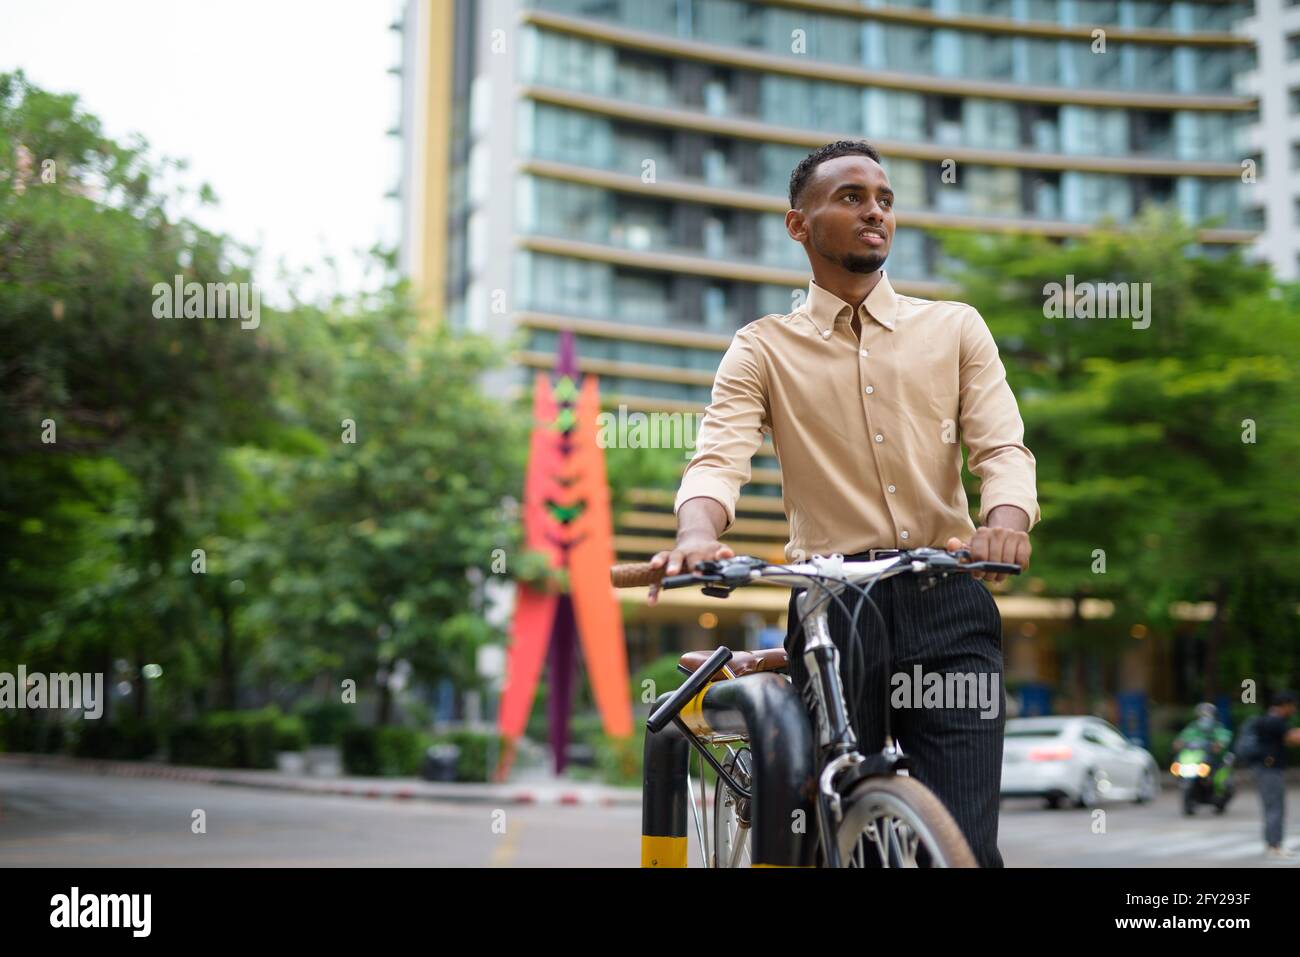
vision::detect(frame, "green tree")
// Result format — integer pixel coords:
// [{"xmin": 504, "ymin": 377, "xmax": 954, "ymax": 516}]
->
[{"xmin": 941, "ymin": 211, "xmax": 1300, "ymax": 701}]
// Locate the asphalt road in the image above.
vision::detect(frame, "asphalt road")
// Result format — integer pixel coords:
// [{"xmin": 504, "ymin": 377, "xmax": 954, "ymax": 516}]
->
[{"xmin": 2, "ymin": 766, "xmax": 1298, "ymax": 867}]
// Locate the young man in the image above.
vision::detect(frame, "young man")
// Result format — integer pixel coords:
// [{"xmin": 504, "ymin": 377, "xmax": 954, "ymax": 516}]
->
[
  {"xmin": 1253, "ymin": 690, "xmax": 1300, "ymax": 859},
  {"xmin": 646, "ymin": 140, "xmax": 1037, "ymax": 867}
]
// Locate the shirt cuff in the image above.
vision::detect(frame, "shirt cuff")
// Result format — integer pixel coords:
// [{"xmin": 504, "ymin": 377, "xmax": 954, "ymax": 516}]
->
[
  {"xmin": 673, "ymin": 474, "xmax": 738, "ymax": 531},
  {"xmin": 979, "ymin": 496, "xmax": 1040, "ymax": 533}
]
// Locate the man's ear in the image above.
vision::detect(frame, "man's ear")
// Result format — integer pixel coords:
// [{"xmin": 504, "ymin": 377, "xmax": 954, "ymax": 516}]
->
[{"xmin": 785, "ymin": 208, "xmax": 807, "ymax": 243}]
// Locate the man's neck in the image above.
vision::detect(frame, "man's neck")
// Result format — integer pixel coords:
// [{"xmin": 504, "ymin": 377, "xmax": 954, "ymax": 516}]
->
[{"xmin": 811, "ymin": 267, "xmax": 884, "ymax": 313}]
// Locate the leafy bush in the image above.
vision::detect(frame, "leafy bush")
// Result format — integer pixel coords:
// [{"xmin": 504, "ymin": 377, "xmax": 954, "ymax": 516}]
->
[
  {"xmin": 0, "ymin": 714, "xmax": 64, "ymax": 754},
  {"xmin": 167, "ymin": 707, "xmax": 285, "ymax": 769},
  {"xmin": 70, "ymin": 716, "xmax": 160, "ymax": 760},
  {"xmin": 341, "ymin": 726, "xmax": 431, "ymax": 777},
  {"xmin": 273, "ymin": 714, "xmax": 308, "ymax": 752},
  {"xmin": 431, "ymin": 729, "xmax": 503, "ymax": 782},
  {"xmin": 635, "ymin": 654, "xmax": 688, "ymax": 707},
  {"xmin": 295, "ymin": 699, "xmax": 356, "ymax": 746},
  {"xmin": 595, "ymin": 730, "xmax": 643, "ymax": 788}
]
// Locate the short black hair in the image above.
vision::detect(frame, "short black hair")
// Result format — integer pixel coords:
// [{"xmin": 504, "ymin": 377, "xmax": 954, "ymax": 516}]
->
[{"xmin": 788, "ymin": 140, "xmax": 884, "ymax": 209}]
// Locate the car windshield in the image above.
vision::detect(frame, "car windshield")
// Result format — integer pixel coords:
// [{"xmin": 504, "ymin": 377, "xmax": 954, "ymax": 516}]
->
[{"xmin": 1005, "ymin": 726, "xmax": 1064, "ymax": 738}]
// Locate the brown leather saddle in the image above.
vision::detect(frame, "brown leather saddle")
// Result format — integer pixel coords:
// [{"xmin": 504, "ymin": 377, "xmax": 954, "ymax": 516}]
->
[{"xmin": 677, "ymin": 647, "xmax": 789, "ymax": 678}]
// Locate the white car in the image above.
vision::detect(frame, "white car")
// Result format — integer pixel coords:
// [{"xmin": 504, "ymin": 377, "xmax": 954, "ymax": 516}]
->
[{"xmin": 1001, "ymin": 716, "xmax": 1160, "ymax": 809}]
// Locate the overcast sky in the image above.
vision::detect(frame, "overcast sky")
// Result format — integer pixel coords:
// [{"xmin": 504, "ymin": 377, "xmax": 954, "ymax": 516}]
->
[{"xmin": 0, "ymin": 0, "xmax": 401, "ymax": 305}]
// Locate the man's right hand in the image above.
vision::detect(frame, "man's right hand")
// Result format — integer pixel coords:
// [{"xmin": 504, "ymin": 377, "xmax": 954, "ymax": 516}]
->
[{"xmin": 646, "ymin": 539, "xmax": 735, "ymax": 606}]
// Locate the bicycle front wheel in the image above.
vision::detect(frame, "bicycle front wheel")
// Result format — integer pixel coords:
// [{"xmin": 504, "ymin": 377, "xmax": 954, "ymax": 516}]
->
[
  {"xmin": 712, "ymin": 748, "xmax": 752, "ymax": 867},
  {"xmin": 835, "ymin": 775, "xmax": 976, "ymax": 868}
]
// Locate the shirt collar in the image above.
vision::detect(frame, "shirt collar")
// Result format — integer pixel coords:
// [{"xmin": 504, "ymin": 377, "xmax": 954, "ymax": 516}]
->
[{"xmin": 802, "ymin": 272, "xmax": 899, "ymax": 339}]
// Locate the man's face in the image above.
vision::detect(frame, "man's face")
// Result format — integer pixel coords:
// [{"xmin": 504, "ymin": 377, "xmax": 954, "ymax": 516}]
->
[{"xmin": 789, "ymin": 155, "xmax": 896, "ymax": 275}]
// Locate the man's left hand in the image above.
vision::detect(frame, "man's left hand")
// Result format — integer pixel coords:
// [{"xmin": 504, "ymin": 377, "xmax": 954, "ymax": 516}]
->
[{"xmin": 945, "ymin": 505, "xmax": 1031, "ymax": 584}]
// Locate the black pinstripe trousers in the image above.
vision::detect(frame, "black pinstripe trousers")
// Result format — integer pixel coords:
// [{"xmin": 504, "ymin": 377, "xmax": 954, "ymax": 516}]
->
[{"xmin": 784, "ymin": 566, "xmax": 1006, "ymax": 868}]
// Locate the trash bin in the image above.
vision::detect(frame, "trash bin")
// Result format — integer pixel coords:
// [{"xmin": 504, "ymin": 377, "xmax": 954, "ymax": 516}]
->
[{"xmin": 421, "ymin": 744, "xmax": 460, "ymax": 782}]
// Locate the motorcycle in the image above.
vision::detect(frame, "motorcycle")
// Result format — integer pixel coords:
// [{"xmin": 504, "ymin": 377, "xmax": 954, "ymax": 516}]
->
[{"xmin": 1170, "ymin": 744, "xmax": 1235, "ymax": 816}]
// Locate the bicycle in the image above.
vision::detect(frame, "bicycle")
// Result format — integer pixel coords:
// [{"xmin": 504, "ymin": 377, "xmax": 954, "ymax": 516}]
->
[{"xmin": 611, "ymin": 547, "xmax": 1021, "ymax": 868}]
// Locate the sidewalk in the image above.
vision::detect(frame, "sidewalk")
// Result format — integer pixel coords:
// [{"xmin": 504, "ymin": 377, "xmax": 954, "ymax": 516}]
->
[{"xmin": 0, "ymin": 752, "xmax": 642, "ymax": 808}]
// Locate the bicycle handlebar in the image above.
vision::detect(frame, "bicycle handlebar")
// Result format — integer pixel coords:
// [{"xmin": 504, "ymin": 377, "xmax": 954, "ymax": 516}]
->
[{"xmin": 611, "ymin": 548, "xmax": 1021, "ymax": 592}]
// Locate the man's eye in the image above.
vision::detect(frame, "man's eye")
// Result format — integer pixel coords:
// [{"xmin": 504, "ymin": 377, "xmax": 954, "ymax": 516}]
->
[
  {"xmin": 880, "ymin": 197, "xmax": 893, "ymax": 208},
  {"xmin": 843, "ymin": 194, "xmax": 860, "ymax": 203}
]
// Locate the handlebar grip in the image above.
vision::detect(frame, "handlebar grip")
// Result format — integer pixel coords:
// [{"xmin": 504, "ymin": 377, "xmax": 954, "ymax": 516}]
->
[
  {"xmin": 975, "ymin": 562, "xmax": 1022, "ymax": 575},
  {"xmin": 646, "ymin": 646, "xmax": 732, "ymax": 735},
  {"xmin": 610, "ymin": 562, "xmax": 665, "ymax": 587}
]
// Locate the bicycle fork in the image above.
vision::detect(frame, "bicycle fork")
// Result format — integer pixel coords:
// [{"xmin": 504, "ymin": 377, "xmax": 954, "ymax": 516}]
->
[{"xmin": 798, "ymin": 589, "xmax": 908, "ymax": 867}]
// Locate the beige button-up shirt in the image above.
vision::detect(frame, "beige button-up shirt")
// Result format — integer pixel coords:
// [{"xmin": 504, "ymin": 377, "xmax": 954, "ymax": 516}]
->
[{"xmin": 674, "ymin": 272, "xmax": 1039, "ymax": 561}]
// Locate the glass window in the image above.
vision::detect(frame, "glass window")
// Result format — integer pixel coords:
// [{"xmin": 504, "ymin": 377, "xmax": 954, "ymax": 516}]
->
[
  {"xmin": 958, "ymin": 0, "xmax": 1013, "ymax": 15},
  {"xmin": 530, "ymin": 104, "xmax": 614, "ymax": 168},
  {"xmin": 965, "ymin": 99, "xmax": 1020, "ymax": 150},
  {"xmin": 1074, "ymin": 43, "xmax": 1125, "ymax": 89},
  {"xmin": 1189, "ymin": 48, "xmax": 1235, "ymax": 94},
  {"xmin": 1027, "ymin": 171, "xmax": 1061, "ymax": 218},
  {"xmin": 518, "ymin": 252, "xmax": 612, "ymax": 317},
  {"xmin": 614, "ymin": 272, "xmax": 672, "ymax": 324},
  {"xmin": 884, "ymin": 228, "xmax": 929, "ymax": 280},
  {"xmin": 1026, "ymin": 0, "xmax": 1060, "ymax": 20},
  {"xmin": 609, "ymin": 196, "xmax": 671, "ymax": 251},
  {"xmin": 524, "ymin": 28, "xmax": 615, "ymax": 96},
  {"xmin": 703, "ymin": 285, "xmax": 729, "ymax": 332},
  {"xmin": 1194, "ymin": 179, "xmax": 1242, "ymax": 226},
  {"xmin": 1063, "ymin": 172, "xmax": 1133, "ymax": 222},
  {"xmin": 613, "ymin": 51, "xmax": 673, "ymax": 106},
  {"xmin": 967, "ymin": 166, "xmax": 1022, "ymax": 217},
  {"xmin": 1061, "ymin": 106, "xmax": 1128, "ymax": 156},
  {"xmin": 1191, "ymin": 2, "xmax": 1242, "ymax": 30},
  {"xmin": 761, "ymin": 76, "xmax": 862, "ymax": 131},
  {"xmin": 1129, "ymin": 1, "xmax": 1172, "ymax": 28},
  {"xmin": 1025, "ymin": 39, "xmax": 1063, "ymax": 86},
  {"xmin": 614, "ymin": 125, "xmax": 676, "ymax": 179},
  {"xmin": 864, "ymin": 89, "xmax": 926, "ymax": 143},
  {"xmin": 758, "ymin": 283, "xmax": 802, "ymax": 318},
  {"xmin": 1075, "ymin": 0, "xmax": 1120, "ymax": 24},
  {"xmin": 698, "ymin": 0, "xmax": 763, "ymax": 49},
  {"xmin": 758, "ymin": 213, "xmax": 801, "ymax": 269},
  {"xmin": 963, "ymin": 33, "xmax": 1015, "ymax": 81},
  {"xmin": 881, "ymin": 25, "xmax": 934, "ymax": 72},
  {"xmin": 884, "ymin": 158, "xmax": 926, "ymax": 211}
]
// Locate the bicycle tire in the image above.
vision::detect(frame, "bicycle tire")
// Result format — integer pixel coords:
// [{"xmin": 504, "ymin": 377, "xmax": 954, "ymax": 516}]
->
[
  {"xmin": 834, "ymin": 775, "xmax": 977, "ymax": 868},
  {"xmin": 712, "ymin": 749, "xmax": 752, "ymax": 867}
]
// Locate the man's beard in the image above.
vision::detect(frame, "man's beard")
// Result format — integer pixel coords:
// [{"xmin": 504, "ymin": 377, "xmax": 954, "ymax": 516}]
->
[
  {"xmin": 811, "ymin": 223, "xmax": 888, "ymax": 274},
  {"xmin": 836, "ymin": 250, "xmax": 887, "ymax": 273}
]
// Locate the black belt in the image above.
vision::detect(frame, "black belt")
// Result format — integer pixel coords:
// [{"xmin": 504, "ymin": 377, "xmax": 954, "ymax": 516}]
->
[{"xmin": 844, "ymin": 548, "xmax": 903, "ymax": 561}]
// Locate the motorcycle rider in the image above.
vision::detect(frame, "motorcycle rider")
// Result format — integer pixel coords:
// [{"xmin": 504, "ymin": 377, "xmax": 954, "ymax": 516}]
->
[{"xmin": 1173, "ymin": 702, "xmax": 1233, "ymax": 772}]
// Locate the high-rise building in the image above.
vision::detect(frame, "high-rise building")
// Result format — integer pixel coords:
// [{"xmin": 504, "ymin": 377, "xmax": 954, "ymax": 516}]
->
[
  {"xmin": 393, "ymin": 0, "xmax": 1260, "ymax": 682},
  {"xmin": 1240, "ymin": 0, "xmax": 1300, "ymax": 280}
]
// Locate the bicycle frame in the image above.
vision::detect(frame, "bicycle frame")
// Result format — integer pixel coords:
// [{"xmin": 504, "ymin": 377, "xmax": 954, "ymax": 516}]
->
[
  {"xmin": 641, "ymin": 554, "xmax": 904, "ymax": 868},
  {"xmin": 636, "ymin": 549, "xmax": 1019, "ymax": 867}
]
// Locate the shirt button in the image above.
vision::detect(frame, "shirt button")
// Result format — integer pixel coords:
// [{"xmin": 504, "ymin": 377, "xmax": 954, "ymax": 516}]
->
[
  {"xmin": 888, "ymin": 484, "xmax": 896, "ymax": 493},
  {"xmin": 859, "ymin": 349, "xmax": 869, "ymax": 358},
  {"xmin": 864, "ymin": 385, "xmax": 874, "ymax": 395},
  {"xmin": 874, "ymin": 433, "xmax": 883, "ymax": 443},
  {"xmin": 821, "ymin": 329, "xmax": 832, "ymax": 339},
  {"xmin": 900, "ymin": 530, "xmax": 910, "ymax": 540}
]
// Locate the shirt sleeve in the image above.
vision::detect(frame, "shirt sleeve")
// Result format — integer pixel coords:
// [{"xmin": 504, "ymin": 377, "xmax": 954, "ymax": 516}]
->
[
  {"xmin": 958, "ymin": 306, "xmax": 1041, "ymax": 531},
  {"xmin": 673, "ymin": 328, "xmax": 769, "ymax": 532}
]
